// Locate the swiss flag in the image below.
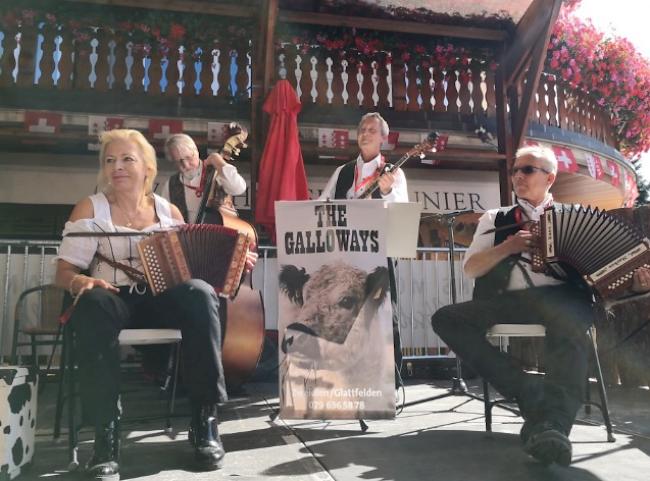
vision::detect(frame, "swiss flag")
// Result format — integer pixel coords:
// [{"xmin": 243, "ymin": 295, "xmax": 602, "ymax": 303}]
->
[
  {"xmin": 434, "ymin": 134, "xmax": 449, "ymax": 152},
  {"xmin": 380, "ymin": 132, "xmax": 400, "ymax": 151},
  {"xmin": 625, "ymin": 171, "xmax": 639, "ymax": 207},
  {"xmin": 584, "ymin": 152, "xmax": 604, "ymax": 179},
  {"xmin": 24, "ymin": 111, "xmax": 62, "ymax": 134},
  {"xmin": 207, "ymin": 122, "xmax": 230, "ymax": 144},
  {"xmin": 88, "ymin": 116, "xmax": 124, "ymax": 151},
  {"xmin": 318, "ymin": 128, "xmax": 349, "ymax": 149},
  {"xmin": 605, "ymin": 159, "xmax": 620, "ymax": 186},
  {"xmin": 552, "ymin": 145, "xmax": 578, "ymax": 173},
  {"xmin": 148, "ymin": 119, "xmax": 183, "ymax": 141}
]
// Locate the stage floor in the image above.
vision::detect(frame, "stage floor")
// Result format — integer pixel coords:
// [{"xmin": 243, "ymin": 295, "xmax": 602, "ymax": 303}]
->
[{"xmin": 28, "ymin": 375, "xmax": 650, "ymax": 481}]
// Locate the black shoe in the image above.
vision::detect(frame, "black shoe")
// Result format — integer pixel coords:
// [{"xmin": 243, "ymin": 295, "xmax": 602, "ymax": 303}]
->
[
  {"xmin": 86, "ymin": 420, "xmax": 120, "ymax": 480},
  {"xmin": 189, "ymin": 403, "xmax": 225, "ymax": 470},
  {"xmin": 524, "ymin": 421, "xmax": 572, "ymax": 467}
]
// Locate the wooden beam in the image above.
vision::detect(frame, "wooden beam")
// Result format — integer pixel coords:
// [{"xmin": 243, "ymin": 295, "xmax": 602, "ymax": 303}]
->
[
  {"xmin": 511, "ymin": 0, "xmax": 563, "ymax": 150},
  {"xmin": 502, "ymin": 0, "xmax": 552, "ymax": 86},
  {"xmin": 278, "ymin": 10, "xmax": 508, "ymax": 42},
  {"xmin": 494, "ymin": 58, "xmax": 514, "ymax": 206},
  {"xmin": 62, "ymin": 0, "xmax": 256, "ymax": 18}
]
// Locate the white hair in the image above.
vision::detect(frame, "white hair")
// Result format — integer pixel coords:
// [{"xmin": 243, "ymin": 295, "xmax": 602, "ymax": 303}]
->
[
  {"xmin": 515, "ymin": 145, "xmax": 558, "ymax": 174},
  {"xmin": 358, "ymin": 112, "xmax": 389, "ymax": 137}
]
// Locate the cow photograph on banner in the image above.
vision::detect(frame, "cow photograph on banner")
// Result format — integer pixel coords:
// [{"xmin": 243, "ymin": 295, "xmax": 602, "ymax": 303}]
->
[{"xmin": 275, "ymin": 200, "xmax": 396, "ymax": 420}]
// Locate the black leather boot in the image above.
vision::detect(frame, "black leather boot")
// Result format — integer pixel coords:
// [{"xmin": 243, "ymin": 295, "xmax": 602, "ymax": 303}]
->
[
  {"xmin": 86, "ymin": 419, "xmax": 120, "ymax": 480},
  {"xmin": 189, "ymin": 403, "xmax": 225, "ymax": 470}
]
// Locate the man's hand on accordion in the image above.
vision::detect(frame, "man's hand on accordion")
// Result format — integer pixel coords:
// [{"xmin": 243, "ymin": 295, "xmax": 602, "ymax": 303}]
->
[
  {"xmin": 245, "ymin": 250, "xmax": 258, "ymax": 275},
  {"xmin": 503, "ymin": 229, "xmax": 537, "ymax": 255}
]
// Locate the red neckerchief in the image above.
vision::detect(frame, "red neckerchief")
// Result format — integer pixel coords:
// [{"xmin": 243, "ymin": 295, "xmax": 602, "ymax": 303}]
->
[
  {"xmin": 354, "ymin": 155, "xmax": 386, "ymax": 195},
  {"xmin": 182, "ymin": 162, "xmax": 209, "ymax": 198}
]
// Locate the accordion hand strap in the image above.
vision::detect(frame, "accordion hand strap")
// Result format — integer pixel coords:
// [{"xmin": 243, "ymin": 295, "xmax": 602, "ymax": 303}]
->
[{"xmin": 95, "ymin": 252, "xmax": 147, "ymax": 285}]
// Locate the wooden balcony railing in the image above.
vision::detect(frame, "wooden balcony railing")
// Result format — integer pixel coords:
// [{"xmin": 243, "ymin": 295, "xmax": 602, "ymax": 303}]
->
[
  {"xmin": 0, "ymin": 23, "xmax": 619, "ymax": 151},
  {"xmin": 0, "ymin": 25, "xmax": 252, "ymax": 101}
]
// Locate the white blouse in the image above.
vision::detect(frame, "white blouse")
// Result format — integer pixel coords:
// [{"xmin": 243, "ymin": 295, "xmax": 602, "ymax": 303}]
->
[{"xmin": 56, "ymin": 192, "xmax": 184, "ymax": 286}]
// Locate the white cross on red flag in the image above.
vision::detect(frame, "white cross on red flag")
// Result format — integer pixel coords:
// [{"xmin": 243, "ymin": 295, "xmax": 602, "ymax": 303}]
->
[
  {"xmin": 551, "ymin": 145, "xmax": 578, "ymax": 173},
  {"xmin": 207, "ymin": 122, "xmax": 230, "ymax": 144},
  {"xmin": 24, "ymin": 111, "xmax": 62, "ymax": 134},
  {"xmin": 605, "ymin": 159, "xmax": 620, "ymax": 186},
  {"xmin": 148, "ymin": 119, "xmax": 183, "ymax": 141},
  {"xmin": 380, "ymin": 132, "xmax": 400, "ymax": 151},
  {"xmin": 584, "ymin": 152, "xmax": 604, "ymax": 179},
  {"xmin": 318, "ymin": 128, "xmax": 349, "ymax": 149}
]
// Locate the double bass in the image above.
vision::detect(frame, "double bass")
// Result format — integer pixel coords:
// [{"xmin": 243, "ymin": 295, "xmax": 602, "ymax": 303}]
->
[{"xmin": 195, "ymin": 123, "xmax": 265, "ymax": 389}]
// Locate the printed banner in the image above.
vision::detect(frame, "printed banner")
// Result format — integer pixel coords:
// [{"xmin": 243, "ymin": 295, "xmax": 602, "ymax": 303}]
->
[
  {"xmin": 380, "ymin": 132, "xmax": 400, "ymax": 150},
  {"xmin": 88, "ymin": 116, "xmax": 124, "ymax": 151},
  {"xmin": 605, "ymin": 159, "xmax": 620, "ymax": 186},
  {"xmin": 585, "ymin": 152, "xmax": 604, "ymax": 180},
  {"xmin": 275, "ymin": 200, "xmax": 395, "ymax": 419}
]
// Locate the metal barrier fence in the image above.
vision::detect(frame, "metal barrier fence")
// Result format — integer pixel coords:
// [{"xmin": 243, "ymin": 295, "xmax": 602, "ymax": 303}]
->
[{"xmin": 1, "ymin": 238, "xmax": 471, "ymax": 361}]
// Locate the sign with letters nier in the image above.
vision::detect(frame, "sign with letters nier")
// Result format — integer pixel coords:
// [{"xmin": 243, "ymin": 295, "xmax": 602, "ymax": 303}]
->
[{"xmin": 275, "ymin": 200, "xmax": 395, "ymax": 420}]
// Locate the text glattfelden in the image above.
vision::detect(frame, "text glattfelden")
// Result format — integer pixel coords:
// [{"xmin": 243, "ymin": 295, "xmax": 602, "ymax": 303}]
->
[{"xmin": 285, "ymin": 204, "xmax": 379, "ymax": 255}]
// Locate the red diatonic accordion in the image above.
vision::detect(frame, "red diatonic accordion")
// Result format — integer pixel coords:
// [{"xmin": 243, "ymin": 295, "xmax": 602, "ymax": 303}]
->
[
  {"xmin": 530, "ymin": 205, "xmax": 650, "ymax": 299},
  {"xmin": 137, "ymin": 224, "xmax": 250, "ymax": 298}
]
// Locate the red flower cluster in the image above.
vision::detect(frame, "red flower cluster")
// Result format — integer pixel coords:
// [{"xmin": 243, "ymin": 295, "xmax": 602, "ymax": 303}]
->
[{"xmin": 547, "ymin": 10, "xmax": 650, "ymax": 158}]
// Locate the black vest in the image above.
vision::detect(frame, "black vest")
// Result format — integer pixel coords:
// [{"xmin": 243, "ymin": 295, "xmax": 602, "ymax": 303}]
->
[
  {"xmin": 333, "ymin": 160, "xmax": 385, "ymax": 200},
  {"xmin": 472, "ymin": 205, "xmax": 522, "ymax": 300},
  {"xmin": 168, "ymin": 173, "xmax": 189, "ymax": 222}
]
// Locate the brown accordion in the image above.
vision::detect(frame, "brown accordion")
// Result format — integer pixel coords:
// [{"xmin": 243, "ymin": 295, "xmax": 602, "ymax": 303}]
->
[
  {"xmin": 137, "ymin": 224, "xmax": 250, "ymax": 298},
  {"xmin": 530, "ymin": 205, "xmax": 650, "ymax": 299}
]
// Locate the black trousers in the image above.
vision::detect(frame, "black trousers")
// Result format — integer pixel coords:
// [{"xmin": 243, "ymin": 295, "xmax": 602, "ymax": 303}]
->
[
  {"xmin": 70, "ymin": 279, "xmax": 227, "ymax": 426},
  {"xmin": 431, "ymin": 284, "xmax": 593, "ymax": 432}
]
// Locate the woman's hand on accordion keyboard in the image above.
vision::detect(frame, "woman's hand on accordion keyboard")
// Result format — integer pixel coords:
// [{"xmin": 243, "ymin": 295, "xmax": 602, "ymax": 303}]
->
[
  {"xmin": 632, "ymin": 267, "xmax": 650, "ymax": 294},
  {"xmin": 245, "ymin": 250, "xmax": 258, "ymax": 274}
]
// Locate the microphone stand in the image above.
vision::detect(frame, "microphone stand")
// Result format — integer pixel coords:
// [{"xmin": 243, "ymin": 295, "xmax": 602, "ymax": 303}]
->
[{"xmin": 402, "ymin": 209, "xmax": 483, "ymax": 408}]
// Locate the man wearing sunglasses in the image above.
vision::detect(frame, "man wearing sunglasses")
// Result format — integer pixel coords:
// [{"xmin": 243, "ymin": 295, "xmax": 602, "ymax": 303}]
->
[{"xmin": 431, "ymin": 145, "xmax": 649, "ymax": 467}]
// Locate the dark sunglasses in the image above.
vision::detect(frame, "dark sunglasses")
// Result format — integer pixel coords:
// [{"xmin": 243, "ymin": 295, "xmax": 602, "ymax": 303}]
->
[{"xmin": 510, "ymin": 165, "xmax": 550, "ymax": 176}]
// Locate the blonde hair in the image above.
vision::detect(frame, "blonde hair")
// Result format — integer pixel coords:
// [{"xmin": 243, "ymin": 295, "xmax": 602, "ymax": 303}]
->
[
  {"xmin": 515, "ymin": 145, "xmax": 558, "ymax": 174},
  {"xmin": 97, "ymin": 129, "xmax": 158, "ymax": 194},
  {"xmin": 358, "ymin": 112, "xmax": 389, "ymax": 137},
  {"xmin": 164, "ymin": 133, "xmax": 199, "ymax": 161}
]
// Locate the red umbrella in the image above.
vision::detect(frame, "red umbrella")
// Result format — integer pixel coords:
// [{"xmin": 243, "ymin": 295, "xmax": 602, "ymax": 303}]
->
[{"xmin": 254, "ymin": 80, "xmax": 310, "ymax": 241}]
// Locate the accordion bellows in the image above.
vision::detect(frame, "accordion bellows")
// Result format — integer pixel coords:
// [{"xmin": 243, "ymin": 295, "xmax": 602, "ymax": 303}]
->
[
  {"xmin": 531, "ymin": 206, "xmax": 650, "ymax": 299},
  {"xmin": 138, "ymin": 224, "xmax": 250, "ymax": 298}
]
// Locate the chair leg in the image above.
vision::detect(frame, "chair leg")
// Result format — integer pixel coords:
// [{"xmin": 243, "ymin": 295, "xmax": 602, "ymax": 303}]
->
[
  {"xmin": 588, "ymin": 327, "xmax": 615, "ymax": 442},
  {"xmin": 65, "ymin": 327, "xmax": 80, "ymax": 469},
  {"xmin": 483, "ymin": 379, "xmax": 492, "ymax": 432},
  {"xmin": 166, "ymin": 342, "xmax": 181, "ymax": 433},
  {"xmin": 53, "ymin": 332, "xmax": 68, "ymax": 441}
]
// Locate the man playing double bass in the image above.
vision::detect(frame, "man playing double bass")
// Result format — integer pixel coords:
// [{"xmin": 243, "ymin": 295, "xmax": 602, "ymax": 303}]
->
[{"xmin": 161, "ymin": 133, "xmax": 247, "ymax": 223}]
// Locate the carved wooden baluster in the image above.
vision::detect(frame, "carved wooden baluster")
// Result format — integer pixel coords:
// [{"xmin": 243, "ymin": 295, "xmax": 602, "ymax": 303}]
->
[
  {"xmin": 432, "ymin": 67, "xmax": 445, "ymax": 112},
  {"xmin": 94, "ymin": 31, "xmax": 110, "ymax": 92},
  {"xmin": 40, "ymin": 27, "xmax": 56, "ymax": 89},
  {"xmin": 140, "ymin": 46, "xmax": 152, "ymax": 93},
  {"xmin": 315, "ymin": 55, "xmax": 328, "ymax": 105},
  {"xmin": 236, "ymin": 47, "xmax": 249, "ymax": 99},
  {"xmin": 13, "ymin": 31, "xmax": 26, "ymax": 86},
  {"xmin": 458, "ymin": 67, "xmax": 471, "ymax": 114},
  {"xmin": 325, "ymin": 56, "xmax": 334, "ymax": 104},
  {"xmin": 403, "ymin": 61, "xmax": 410, "ymax": 107},
  {"xmin": 228, "ymin": 49, "xmax": 239, "ymax": 98},
  {"xmin": 88, "ymin": 37, "xmax": 99, "ymax": 88},
  {"xmin": 470, "ymin": 62, "xmax": 484, "ymax": 115},
  {"xmin": 414, "ymin": 64, "xmax": 423, "ymax": 109},
  {"xmin": 484, "ymin": 67, "xmax": 496, "ymax": 117},
  {"xmin": 294, "ymin": 53, "xmax": 303, "ymax": 100},
  {"xmin": 175, "ymin": 45, "xmax": 185, "ymax": 94},
  {"xmin": 419, "ymin": 62, "xmax": 432, "ymax": 111},
  {"xmin": 376, "ymin": 58, "xmax": 389, "ymax": 108},
  {"xmin": 52, "ymin": 33, "xmax": 63, "ymax": 87},
  {"xmin": 216, "ymin": 45, "xmax": 229, "ymax": 100},
  {"xmin": 124, "ymin": 41, "xmax": 134, "ymax": 91},
  {"xmin": 406, "ymin": 61, "xmax": 419, "ymax": 111},
  {"xmin": 309, "ymin": 56, "xmax": 319, "ymax": 103},
  {"xmin": 211, "ymin": 49, "xmax": 221, "ymax": 95},
  {"xmin": 34, "ymin": 24, "xmax": 45, "ymax": 86},
  {"xmin": 556, "ymin": 82, "xmax": 567, "ymax": 130},
  {"xmin": 331, "ymin": 55, "xmax": 343, "ymax": 106},
  {"xmin": 447, "ymin": 69, "xmax": 459, "ymax": 114},
  {"xmin": 355, "ymin": 61, "xmax": 365, "ymax": 106},
  {"xmin": 246, "ymin": 48, "xmax": 252, "ymax": 98},
  {"xmin": 546, "ymin": 75, "xmax": 558, "ymax": 127},
  {"xmin": 342, "ymin": 59, "xmax": 354, "ymax": 105},
  {"xmin": 147, "ymin": 43, "xmax": 162, "ymax": 96},
  {"xmin": 106, "ymin": 39, "xmax": 117, "ymax": 90},
  {"xmin": 371, "ymin": 60, "xmax": 379, "ymax": 106},
  {"xmin": 157, "ymin": 44, "xmax": 169, "ymax": 94},
  {"xmin": 277, "ymin": 52, "xmax": 286, "ymax": 80},
  {"xmin": 391, "ymin": 58, "xmax": 406, "ymax": 111},
  {"xmin": 57, "ymin": 30, "xmax": 73, "ymax": 90},
  {"xmin": 385, "ymin": 53, "xmax": 393, "ymax": 108},
  {"xmin": 0, "ymin": 31, "xmax": 5, "ymax": 80},
  {"xmin": 283, "ymin": 49, "xmax": 297, "ymax": 86},
  {"xmin": 192, "ymin": 47, "xmax": 203, "ymax": 95}
]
